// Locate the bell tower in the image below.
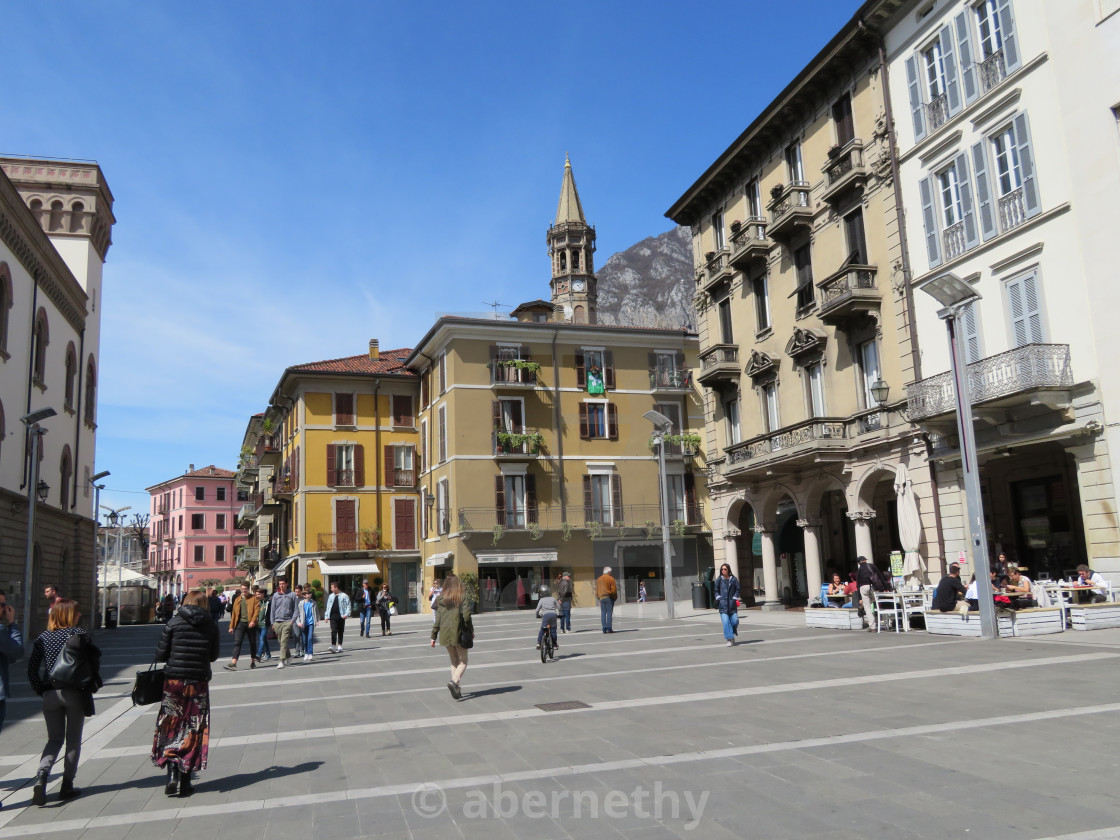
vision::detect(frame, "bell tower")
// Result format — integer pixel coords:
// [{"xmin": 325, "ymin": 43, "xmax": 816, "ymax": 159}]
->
[{"xmin": 548, "ymin": 155, "xmax": 597, "ymax": 324}]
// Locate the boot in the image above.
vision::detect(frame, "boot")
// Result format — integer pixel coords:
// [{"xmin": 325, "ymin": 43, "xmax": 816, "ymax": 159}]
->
[
  {"xmin": 165, "ymin": 765, "xmax": 179, "ymax": 796},
  {"xmin": 179, "ymin": 772, "xmax": 194, "ymax": 797},
  {"xmin": 32, "ymin": 770, "xmax": 48, "ymax": 806},
  {"xmin": 59, "ymin": 777, "xmax": 80, "ymax": 800}
]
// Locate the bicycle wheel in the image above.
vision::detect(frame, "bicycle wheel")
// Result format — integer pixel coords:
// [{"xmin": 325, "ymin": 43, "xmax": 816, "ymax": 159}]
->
[
  {"xmin": 548, "ymin": 639, "xmax": 556, "ymax": 660},
  {"xmin": 540, "ymin": 641, "xmax": 548, "ymax": 663}
]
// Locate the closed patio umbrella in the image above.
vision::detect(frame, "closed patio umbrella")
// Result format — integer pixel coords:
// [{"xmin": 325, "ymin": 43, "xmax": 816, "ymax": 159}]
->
[{"xmin": 893, "ymin": 464, "xmax": 924, "ymax": 578}]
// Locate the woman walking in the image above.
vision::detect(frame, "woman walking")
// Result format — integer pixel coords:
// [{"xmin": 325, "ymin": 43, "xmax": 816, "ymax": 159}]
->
[
  {"xmin": 324, "ymin": 581, "xmax": 350, "ymax": 653},
  {"xmin": 430, "ymin": 574, "xmax": 473, "ymax": 700},
  {"xmin": 375, "ymin": 583, "xmax": 395, "ymax": 636},
  {"xmin": 295, "ymin": 587, "xmax": 318, "ymax": 661},
  {"xmin": 152, "ymin": 589, "xmax": 219, "ymax": 797},
  {"xmin": 713, "ymin": 563, "xmax": 741, "ymax": 647},
  {"xmin": 27, "ymin": 599, "xmax": 101, "ymax": 805}
]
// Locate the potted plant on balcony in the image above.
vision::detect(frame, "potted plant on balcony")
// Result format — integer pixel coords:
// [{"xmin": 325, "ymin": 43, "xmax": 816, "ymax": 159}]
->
[
  {"xmin": 560, "ymin": 521, "xmax": 573, "ymax": 542},
  {"xmin": 644, "ymin": 520, "xmax": 657, "ymax": 540},
  {"xmin": 770, "ymin": 183, "xmax": 785, "ymax": 199},
  {"xmin": 827, "ymin": 144, "xmax": 843, "ymax": 159},
  {"xmin": 492, "ymin": 523, "xmax": 504, "ymax": 546},
  {"xmin": 671, "ymin": 519, "xmax": 688, "ymax": 537},
  {"xmin": 588, "ymin": 520, "xmax": 603, "ymax": 540},
  {"xmin": 705, "ymin": 251, "xmax": 716, "ymax": 263},
  {"xmin": 359, "ymin": 527, "xmax": 381, "ymax": 550},
  {"xmin": 528, "ymin": 521, "xmax": 542, "ymax": 541},
  {"xmin": 729, "ymin": 220, "xmax": 742, "ymax": 235}
]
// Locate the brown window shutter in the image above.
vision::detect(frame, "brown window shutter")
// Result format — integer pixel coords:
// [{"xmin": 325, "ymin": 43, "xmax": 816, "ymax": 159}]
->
[
  {"xmin": 394, "ymin": 499, "xmax": 416, "ymax": 550},
  {"xmin": 492, "ymin": 400, "xmax": 501, "ymax": 429},
  {"xmin": 583, "ymin": 475, "xmax": 593, "ymax": 521},
  {"xmin": 648, "ymin": 352, "xmax": 657, "ymax": 370},
  {"xmin": 336, "ymin": 393, "xmax": 354, "ymax": 425},
  {"xmin": 295, "ymin": 446, "xmax": 300, "ymax": 489},
  {"xmin": 579, "ymin": 403, "xmax": 589, "ymax": 439},
  {"xmin": 495, "ymin": 475, "xmax": 506, "ymax": 527},
  {"xmin": 326, "ymin": 444, "xmax": 337, "ymax": 486},
  {"xmin": 353, "ymin": 444, "xmax": 365, "ymax": 487},
  {"xmin": 685, "ymin": 473, "xmax": 696, "ymax": 524},
  {"xmin": 612, "ymin": 474, "xmax": 624, "ymax": 526},
  {"xmin": 604, "ymin": 350, "xmax": 615, "ymax": 390},
  {"xmin": 409, "ymin": 445, "xmax": 417, "ymax": 484},
  {"xmin": 488, "ymin": 344, "xmax": 498, "ymax": 382},
  {"xmin": 526, "ymin": 473, "xmax": 538, "ymax": 524},
  {"xmin": 608, "ymin": 403, "xmax": 619, "ymax": 440},
  {"xmin": 384, "ymin": 445, "xmax": 394, "ymax": 485},
  {"xmin": 575, "ymin": 352, "xmax": 586, "ymax": 388}
]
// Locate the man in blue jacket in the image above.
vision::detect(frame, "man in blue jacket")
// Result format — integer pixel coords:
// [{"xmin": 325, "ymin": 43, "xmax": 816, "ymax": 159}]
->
[{"xmin": 0, "ymin": 588, "xmax": 25, "ymax": 735}]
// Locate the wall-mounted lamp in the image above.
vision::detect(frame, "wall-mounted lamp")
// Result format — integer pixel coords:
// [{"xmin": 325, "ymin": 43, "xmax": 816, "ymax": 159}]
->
[
  {"xmin": 870, "ymin": 379, "xmax": 890, "ymax": 407},
  {"xmin": 36, "ymin": 480, "xmax": 50, "ymax": 502}
]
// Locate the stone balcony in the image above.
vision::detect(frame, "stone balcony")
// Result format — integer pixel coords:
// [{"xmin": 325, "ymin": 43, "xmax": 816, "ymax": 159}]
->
[
  {"xmin": 820, "ymin": 140, "xmax": 869, "ymax": 205},
  {"xmin": 698, "ymin": 247, "xmax": 732, "ymax": 296},
  {"xmin": 767, "ymin": 182, "xmax": 813, "ymax": 241},
  {"xmin": 696, "ymin": 344, "xmax": 739, "ymax": 387},
  {"xmin": 817, "ymin": 265, "xmax": 879, "ymax": 326},
  {"xmin": 728, "ymin": 219, "xmax": 771, "ymax": 271},
  {"xmin": 905, "ymin": 343, "xmax": 1074, "ymax": 423},
  {"xmin": 724, "ymin": 417, "xmax": 849, "ymax": 477}
]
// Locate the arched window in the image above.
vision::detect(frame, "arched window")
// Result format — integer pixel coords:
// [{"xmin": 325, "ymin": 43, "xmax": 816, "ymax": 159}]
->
[
  {"xmin": 69, "ymin": 201, "xmax": 85, "ymax": 233},
  {"xmin": 0, "ymin": 262, "xmax": 11, "ymax": 355},
  {"xmin": 571, "ymin": 250, "xmax": 580, "ymax": 270},
  {"xmin": 32, "ymin": 308, "xmax": 49, "ymax": 385},
  {"xmin": 60, "ymin": 445, "xmax": 73, "ymax": 510},
  {"xmin": 84, "ymin": 356, "xmax": 97, "ymax": 425},
  {"xmin": 559, "ymin": 252, "xmax": 567, "ymax": 271},
  {"xmin": 28, "ymin": 198, "xmax": 43, "ymax": 226},
  {"xmin": 573, "ymin": 305, "xmax": 586, "ymax": 324},
  {"xmin": 48, "ymin": 200, "xmax": 64, "ymax": 232},
  {"xmin": 64, "ymin": 342, "xmax": 77, "ymax": 410}
]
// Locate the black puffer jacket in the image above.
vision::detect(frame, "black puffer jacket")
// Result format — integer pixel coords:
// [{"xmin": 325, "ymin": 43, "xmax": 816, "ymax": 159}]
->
[{"xmin": 155, "ymin": 604, "xmax": 220, "ymax": 681}]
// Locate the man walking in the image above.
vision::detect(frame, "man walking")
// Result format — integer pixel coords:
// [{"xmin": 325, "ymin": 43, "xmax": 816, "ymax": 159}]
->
[
  {"xmin": 856, "ymin": 556, "xmax": 888, "ymax": 631},
  {"xmin": 254, "ymin": 587, "xmax": 272, "ymax": 661},
  {"xmin": 358, "ymin": 581, "xmax": 373, "ymax": 638},
  {"xmin": 270, "ymin": 579, "xmax": 300, "ymax": 668},
  {"xmin": 595, "ymin": 566, "xmax": 617, "ymax": 633},
  {"xmin": 0, "ymin": 589, "xmax": 24, "ymax": 735},
  {"xmin": 325, "ymin": 581, "xmax": 350, "ymax": 653},
  {"xmin": 224, "ymin": 583, "xmax": 259, "ymax": 670},
  {"xmin": 557, "ymin": 571, "xmax": 574, "ymax": 633}
]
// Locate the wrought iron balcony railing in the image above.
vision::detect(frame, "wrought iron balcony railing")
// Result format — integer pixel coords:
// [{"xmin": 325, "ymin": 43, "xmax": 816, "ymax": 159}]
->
[
  {"xmin": 392, "ymin": 468, "xmax": 416, "ymax": 487},
  {"xmin": 317, "ymin": 531, "xmax": 382, "ymax": 552},
  {"xmin": 494, "ymin": 427, "xmax": 544, "ymax": 456},
  {"xmin": 821, "ymin": 140, "xmax": 868, "ymax": 204},
  {"xmin": 817, "ymin": 265, "xmax": 879, "ymax": 324},
  {"xmin": 927, "ymin": 93, "xmax": 950, "ymax": 132},
  {"xmin": 725, "ymin": 418, "xmax": 848, "ymax": 467},
  {"xmin": 490, "ymin": 359, "xmax": 538, "ymax": 386},
  {"xmin": 979, "ymin": 49, "xmax": 1007, "ymax": 94},
  {"xmin": 457, "ymin": 504, "xmax": 708, "ymax": 534},
  {"xmin": 648, "ymin": 368, "xmax": 693, "ymax": 391},
  {"xmin": 331, "ymin": 469, "xmax": 355, "ymax": 488},
  {"xmin": 728, "ymin": 218, "xmax": 770, "ymax": 270},
  {"xmin": 906, "ymin": 343, "xmax": 1074, "ymax": 422},
  {"xmin": 767, "ymin": 182, "xmax": 812, "ymax": 240}
]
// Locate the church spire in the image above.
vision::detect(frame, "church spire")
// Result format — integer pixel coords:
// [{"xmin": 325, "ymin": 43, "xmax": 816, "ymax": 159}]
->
[
  {"xmin": 548, "ymin": 155, "xmax": 597, "ymax": 324},
  {"xmin": 555, "ymin": 153, "xmax": 587, "ymax": 225}
]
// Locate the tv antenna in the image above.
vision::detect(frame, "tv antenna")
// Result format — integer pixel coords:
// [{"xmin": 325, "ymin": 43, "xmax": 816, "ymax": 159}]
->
[{"xmin": 483, "ymin": 300, "xmax": 508, "ymax": 319}]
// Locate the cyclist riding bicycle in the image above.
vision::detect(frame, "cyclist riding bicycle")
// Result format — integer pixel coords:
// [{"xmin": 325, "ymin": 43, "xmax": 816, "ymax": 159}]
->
[{"xmin": 536, "ymin": 585, "xmax": 560, "ymax": 651}]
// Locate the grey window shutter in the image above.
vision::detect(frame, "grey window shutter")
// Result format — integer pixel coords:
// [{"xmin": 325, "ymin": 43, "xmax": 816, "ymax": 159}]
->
[
  {"xmin": 1007, "ymin": 278, "xmax": 1027, "ymax": 346},
  {"xmin": 905, "ymin": 55, "xmax": 926, "ymax": 142},
  {"xmin": 955, "ymin": 152, "xmax": 979, "ymax": 250},
  {"xmin": 941, "ymin": 25, "xmax": 962, "ymax": 115},
  {"xmin": 1023, "ymin": 273, "xmax": 1044, "ymax": 343},
  {"xmin": 971, "ymin": 141, "xmax": 997, "ymax": 241},
  {"xmin": 955, "ymin": 12, "xmax": 978, "ymax": 105},
  {"xmin": 962, "ymin": 302, "xmax": 982, "ymax": 363},
  {"xmin": 997, "ymin": 0, "xmax": 1020, "ymax": 71},
  {"xmin": 1013, "ymin": 112, "xmax": 1040, "ymax": 218},
  {"xmin": 919, "ymin": 176, "xmax": 941, "ymax": 268}
]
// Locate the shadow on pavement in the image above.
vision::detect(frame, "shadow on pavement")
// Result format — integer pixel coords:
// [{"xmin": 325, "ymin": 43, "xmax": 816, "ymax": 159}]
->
[
  {"xmin": 464, "ymin": 686, "xmax": 521, "ymax": 699},
  {"xmin": 74, "ymin": 761, "xmax": 325, "ymax": 799}
]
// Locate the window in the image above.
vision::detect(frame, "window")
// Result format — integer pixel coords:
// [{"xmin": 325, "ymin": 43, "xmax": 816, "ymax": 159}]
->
[
  {"xmin": 761, "ymin": 382, "xmax": 780, "ymax": 432},
  {"xmin": 193, "ymin": 546, "xmax": 205, "ymax": 563},
  {"xmin": 216, "ymin": 487, "xmax": 226, "ymax": 501},
  {"xmin": 439, "ymin": 351, "xmax": 447, "ymax": 393},
  {"xmin": 392, "ymin": 394, "xmax": 413, "ymax": 427},
  {"xmin": 0, "ymin": 262, "xmax": 11, "ymax": 355},
  {"xmin": 905, "ymin": 25, "xmax": 963, "ymax": 140},
  {"xmin": 438, "ymin": 405, "xmax": 448, "ymax": 463},
  {"xmin": 844, "ymin": 208, "xmax": 868, "ymax": 264},
  {"xmin": 584, "ymin": 473, "xmax": 622, "ymax": 526},
  {"xmin": 64, "ymin": 344, "xmax": 76, "ymax": 410},
  {"xmin": 84, "ymin": 357, "xmax": 97, "ymax": 425},
  {"xmin": 586, "ymin": 403, "xmax": 606, "ymax": 437},
  {"xmin": 216, "ymin": 514, "xmax": 226, "ymax": 530},
  {"xmin": 973, "ymin": 113, "xmax": 1039, "ymax": 238},
  {"xmin": 328, "ymin": 443, "xmax": 359, "ymax": 487},
  {"xmin": 579, "ymin": 401, "xmax": 617, "ymax": 440},
  {"xmin": 938, "ymin": 166, "xmax": 963, "ymax": 227},
  {"xmin": 967, "ymin": 0, "xmax": 1021, "ymax": 96},
  {"xmin": 712, "ymin": 211, "xmax": 725, "ymax": 250},
  {"xmin": 752, "ymin": 274, "xmax": 771, "ymax": 333},
  {"xmin": 192, "ymin": 513, "xmax": 205, "ymax": 530},
  {"xmin": 387, "ymin": 444, "xmax": 414, "ymax": 486},
  {"xmin": 785, "ymin": 142, "xmax": 804, "ymax": 183},
  {"xmin": 32, "ymin": 308, "xmax": 48, "ymax": 386},
  {"xmin": 420, "ymin": 418, "xmax": 428, "ymax": 472},
  {"xmin": 576, "ymin": 347, "xmax": 613, "ymax": 392},
  {"xmin": 421, "ymin": 368, "xmax": 430, "ymax": 408},
  {"xmin": 1005, "ymin": 271, "xmax": 1045, "ymax": 346},
  {"xmin": 59, "ymin": 446, "xmax": 72, "ymax": 510},
  {"xmin": 492, "ymin": 343, "xmax": 532, "ymax": 384},
  {"xmin": 502, "ymin": 474, "xmax": 527, "ymax": 528},
  {"xmin": 195, "ymin": 486, "xmax": 205, "ymax": 501},
  {"xmin": 215, "ymin": 545, "xmax": 225, "ymax": 565},
  {"xmin": 718, "ymin": 298, "xmax": 734, "ymax": 344},
  {"xmin": 724, "ymin": 393, "xmax": 741, "ymax": 445},
  {"xmin": 334, "ymin": 392, "xmax": 355, "ymax": 426},
  {"xmin": 653, "ymin": 401, "xmax": 683, "ymax": 455},
  {"xmin": 494, "ymin": 398, "xmax": 524, "ymax": 435},
  {"xmin": 666, "ymin": 474, "xmax": 695, "ymax": 525},
  {"xmin": 805, "ymin": 362, "xmax": 826, "ymax": 418},
  {"xmin": 920, "ymin": 153, "xmax": 978, "ymax": 267},
  {"xmin": 650, "ymin": 351, "xmax": 686, "ymax": 389},
  {"xmin": 436, "ymin": 478, "xmax": 450, "ymax": 535},
  {"xmin": 922, "ymin": 39, "xmax": 948, "ymax": 101},
  {"xmin": 237, "ymin": 489, "xmax": 248, "ymax": 502},
  {"xmin": 394, "ymin": 498, "xmax": 417, "ymax": 550},
  {"xmin": 859, "ymin": 340, "xmax": 881, "ymax": 410},
  {"xmin": 793, "ymin": 245, "xmax": 814, "ymax": 312},
  {"xmin": 746, "ymin": 179, "xmax": 762, "ymax": 218},
  {"xmin": 832, "ymin": 93, "xmax": 855, "ymax": 147},
  {"xmin": 976, "ymin": 0, "xmax": 1004, "ymax": 58}
]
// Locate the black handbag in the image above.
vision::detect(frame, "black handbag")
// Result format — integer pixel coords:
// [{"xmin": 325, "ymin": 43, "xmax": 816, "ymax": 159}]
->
[
  {"xmin": 132, "ymin": 662, "xmax": 165, "ymax": 706},
  {"xmin": 47, "ymin": 634, "xmax": 102, "ymax": 693},
  {"xmin": 457, "ymin": 604, "xmax": 474, "ymax": 649}
]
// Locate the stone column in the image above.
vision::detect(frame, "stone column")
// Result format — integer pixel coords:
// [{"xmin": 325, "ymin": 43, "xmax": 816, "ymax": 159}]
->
[
  {"xmin": 848, "ymin": 510, "xmax": 877, "ymax": 563},
  {"xmin": 722, "ymin": 530, "xmax": 741, "ymax": 578},
  {"xmin": 798, "ymin": 519, "xmax": 823, "ymax": 599},
  {"xmin": 755, "ymin": 524, "xmax": 781, "ymax": 609}
]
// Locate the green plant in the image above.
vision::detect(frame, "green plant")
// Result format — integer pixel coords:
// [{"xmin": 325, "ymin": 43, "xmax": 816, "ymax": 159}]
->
[
  {"xmin": 528, "ymin": 521, "xmax": 542, "ymax": 541},
  {"xmin": 644, "ymin": 520, "xmax": 657, "ymax": 540},
  {"xmin": 671, "ymin": 519, "xmax": 688, "ymax": 536},
  {"xmin": 648, "ymin": 433, "xmax": 703, "ymax": 452},
  {"xmin": 261, "ymin": 416, "xmax": 276, "ymax": 435},
  {"xmin": 492, "ymin": 524, "xmax": 504, "ymax": 545},
  {"xmin": 560, "ymin": 521, "xmax": 572, "ymax": 542},
  {"xmin": 459, "ymin": 572, "xmax": 479, "ymax": 611},
  {"xmin": 309, "ymin": 579, "xmax": 325, "ymax": 608},
  {"xmin": 495, "ymin": 359, "xmax": 541, "ymax": 374},
  {"xmin": 496, "ymin": 430, "xmax": 545, "ymax": 453},
  {"xmin": 588, "ymin": 520, "xmax": 603, "ymax": 539},
  {"xmin": 359, "ymin": 527, "xmax": 382, "ymax": 549}
]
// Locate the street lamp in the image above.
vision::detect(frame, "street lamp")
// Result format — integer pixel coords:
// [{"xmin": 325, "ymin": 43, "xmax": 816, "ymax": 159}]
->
[
  {"xmin": 917, "ymin": 271, "xmax": 997, "ymax": 640},
  {"xmin": 644, "ymin": 409, "xmax": 676, "ymax": 620},
  {"xmin": 870, "ymin": 379, "xmax": 890, "ymax": 407},
  {"xmin": 101, "ymin": 503, "xmax": 131, "ymax": 628},
  {"xmin": 20, "ymin": 407, "xmax": 56, "ymax": 644},
  {"xmin": 89, "ymin": 470, "xmax": 110, "ymax": 629}
]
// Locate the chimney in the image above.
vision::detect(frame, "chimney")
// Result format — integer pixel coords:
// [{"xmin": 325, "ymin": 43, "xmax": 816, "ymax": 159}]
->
[
  {"xmin": 209, "ymin": 466, "xmax": 215, "ymax": 475},
  {"xmin": 189, "ymin": 463, "xmax": 194, "ymax": 473},
  {"xmin": 369, "ymin": 339, "xmax": 379, "ymax": 361}
]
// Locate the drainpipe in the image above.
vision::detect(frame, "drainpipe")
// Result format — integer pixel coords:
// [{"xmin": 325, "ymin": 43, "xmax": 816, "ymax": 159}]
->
[
  {"xmin": 551, "ymin": 329, "xmax": 566, "ymax": 522},
  {"xmin": 22, "ymin": 277, "xmax": 39, "ymax": 490},
  {"xmin": 878, "ymin": 36, "xmax": 922, "ymax": 382},
  {"xmin": 923, "ymin": 433, "xmax": 947, "ymax": 573},
  {"xmin": 71, "ymin": 327, "xmax": 85, "ymax": 511},
  {"xmin": 374, "ymin": 380, "xmax": 382, "ymax": 539}
]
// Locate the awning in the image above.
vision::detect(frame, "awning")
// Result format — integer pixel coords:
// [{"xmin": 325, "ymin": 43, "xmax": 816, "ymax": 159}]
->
[
  {"xmin": 476, "ymin": 550, "xmax": 558, "ymax": 566},
  {"xmin": 257, "ymin": 555, "xmax": 299, "ymax": 584},
  {"xmin": 426, "ymin": 552, "xmax": 453, "ymax": 568},
  {"xmin": 97, "ymin": 565, "xmax": 154, "ymax": 586},
  {"xmin": 318, "ymin": 559, "xmax": 381, "ymax": 575}
]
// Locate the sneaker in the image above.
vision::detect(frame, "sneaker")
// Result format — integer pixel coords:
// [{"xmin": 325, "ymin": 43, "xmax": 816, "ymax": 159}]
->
[
  {"xmin": 277, "ymin": 661, "xmax": 285, "ymax": 669},
  {"xmin": 250, "ymin": 660, "xmax": 257, "ymax": 669},
  {"xmin": 306, "ymin": 654, "xmax": 313, "ymax": 662},
  {"xmin": 447, "ymin": 680, "xmax": 458, "ymax": 699},
  {"xmin": 223, "ymin": 663, "xmax": 237, "ymax": 671},
  {"xmin": 337, "ymin": 647, "xmax": 343, "ymax": 653},
  {"xmin": 725, "ymin": 640, "xmax": 734, "ymax": 647},
  {"xmin": 535, "ymin": 644, "xmax": 541, "ymax": 649}
]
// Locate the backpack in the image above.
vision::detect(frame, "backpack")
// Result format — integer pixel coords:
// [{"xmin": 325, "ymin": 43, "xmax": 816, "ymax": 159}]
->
[{"xmin": 869, "ymin": 563, "xmax": 892, "ymax": 592}]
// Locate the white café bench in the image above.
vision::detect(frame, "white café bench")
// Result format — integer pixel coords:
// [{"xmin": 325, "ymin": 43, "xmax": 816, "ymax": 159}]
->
[
  {"xmin": 805, "ymin": 607, "xmax": 863, "ymax": 630},
  {"xmin": 923, "ymin": 607, "xmax": 1064, "ymax": 638},
  {"xmin": 1067, "ymin": 602, "xmax": 1120, "ymax": 630}
]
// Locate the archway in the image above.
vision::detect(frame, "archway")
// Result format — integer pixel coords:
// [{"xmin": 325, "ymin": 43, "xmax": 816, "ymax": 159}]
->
[
  {"xmin": 852, "ymin": 464, "xmax": 903, "ymax": 578},
  {"xmin": 729, "ymin": 499, "xmax": 759, "ymax": 605}
]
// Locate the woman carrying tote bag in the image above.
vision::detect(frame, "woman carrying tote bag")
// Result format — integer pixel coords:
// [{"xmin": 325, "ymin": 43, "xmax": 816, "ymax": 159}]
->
[
  {"xmin": 152, "ymin": 589, "xmax": 219, "ymax": 797},
  {"xmin": 430, "ymin": 574, "xmax": 473, "ymax": 700}
]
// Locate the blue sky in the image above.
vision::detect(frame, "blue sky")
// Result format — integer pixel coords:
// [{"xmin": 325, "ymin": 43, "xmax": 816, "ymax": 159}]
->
[{"xmin": 4, "ymin": 0, "xmax": 857, "ymax": 514}]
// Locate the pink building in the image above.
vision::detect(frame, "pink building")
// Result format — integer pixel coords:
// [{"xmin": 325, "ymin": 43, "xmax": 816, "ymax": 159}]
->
[{"xmin": 147, "ymin": 465, "xmax": 249, "ymax": 598}]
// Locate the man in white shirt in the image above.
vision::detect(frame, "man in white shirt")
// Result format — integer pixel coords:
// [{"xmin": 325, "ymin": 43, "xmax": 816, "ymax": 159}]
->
[{"xmin": 1075, "ymin": 565, "xmax": 1108, "ymax": 604}]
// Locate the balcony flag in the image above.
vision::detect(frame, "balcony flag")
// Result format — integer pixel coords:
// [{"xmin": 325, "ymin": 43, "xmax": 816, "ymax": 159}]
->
[{"xmin": 586, "ymin": 365, "xmax": 605, "ymax": 395}]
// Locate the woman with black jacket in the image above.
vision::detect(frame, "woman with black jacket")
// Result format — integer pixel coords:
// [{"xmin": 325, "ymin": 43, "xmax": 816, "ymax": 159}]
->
[{"xmin": 152, "ymin": 589, "xmax": 219, "ymax": 797}]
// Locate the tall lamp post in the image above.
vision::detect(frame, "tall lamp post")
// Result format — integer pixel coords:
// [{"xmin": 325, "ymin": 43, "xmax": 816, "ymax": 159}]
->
[
  {"xmin": 643, "ymin": 409, "xmax": 676, "ymax": 620},
  {"xmin": 918, "ymin": 272, "xmax": 997, "ymax": 640},
  {"xmin": 101, "ymin": 504, "xmax": 131, "ymax": 628},
  {"xmin": 89, "ymin": 470, "xmax": 110, "ymax": 629},
  {"xmin": 20, "ymin": 408, "xmax": 56, "ymax": 644}
]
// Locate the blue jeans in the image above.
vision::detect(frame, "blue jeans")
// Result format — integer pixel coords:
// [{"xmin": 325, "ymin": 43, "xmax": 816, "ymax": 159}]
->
[
  {"xmin": 303, "ymin": 624, "xmax": 315, "ymax": 656},
  {"xmin": 599, "ymin": 598, "xmax": 614, "ymax": 631},
  {"xmin": 359, "ymin": 606, "xmax": 372, "ymax": 636},
  {"xmin": 256, "ymin": 627, "xmax": 271, "ymax": 659},
  {"xmin": 559, "ymin": 601, "xmax": 571, "ymax": 631},
  {"xmin": 719, "ymin": 611, "xmax": 739, "ymax": 640},
  {"xmin": 538, "ymin": 613, "xmax": 558, "ymax": 646}
]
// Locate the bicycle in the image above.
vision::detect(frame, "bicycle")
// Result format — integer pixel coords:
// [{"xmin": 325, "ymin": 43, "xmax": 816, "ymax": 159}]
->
[{"xmin": 540, "ymin": 628, "xmax": 555, "ymax": 663}]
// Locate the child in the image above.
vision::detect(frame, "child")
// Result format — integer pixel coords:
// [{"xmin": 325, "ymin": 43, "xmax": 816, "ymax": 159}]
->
[
  {"xmin": 535, "ymin": 585, "xmax": 559, "ymax": 650},
  {"xmin": 296, "ymin": 589, "xmax": 318, "ymax": 662}
]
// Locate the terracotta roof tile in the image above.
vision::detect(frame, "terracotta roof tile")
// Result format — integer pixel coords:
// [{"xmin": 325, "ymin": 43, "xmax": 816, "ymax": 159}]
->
[{"xmin": 289, "ymin": 348, "xmax": 416, "ymax": 377}]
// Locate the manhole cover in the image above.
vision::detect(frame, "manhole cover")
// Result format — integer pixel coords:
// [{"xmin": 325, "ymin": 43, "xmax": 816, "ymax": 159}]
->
[{"xmin": 535, "ymin": 700, "xmax": 592, "ymax": 712}]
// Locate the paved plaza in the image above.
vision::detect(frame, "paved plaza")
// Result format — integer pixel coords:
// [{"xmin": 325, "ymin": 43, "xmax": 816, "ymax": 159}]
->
[{"xmin": 2, "ymin": 606, "xmax": 1120, "ymax": 839}]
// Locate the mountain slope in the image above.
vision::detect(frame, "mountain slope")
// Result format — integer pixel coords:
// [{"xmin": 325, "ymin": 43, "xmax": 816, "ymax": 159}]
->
[{"xmin": 595, "ymin": 225, "xmax": 695, "ymax": 330}]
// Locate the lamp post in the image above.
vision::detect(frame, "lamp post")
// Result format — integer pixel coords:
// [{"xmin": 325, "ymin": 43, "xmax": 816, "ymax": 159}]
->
[
  {"xmin": 644, "ymin": 409, "xmax": 676, "ymax": 620},
  {"xmin": 918, "ymin": 272, "xmax": 997, "ymax": 640},
  {"xmin": 20, "ymin": 407, "xmax": 56, "ymax": 644},
  {"xmin": 101, "ymin": 504, "xmax": 131, "ymax": 628},
  {"xmin": 89, "ymin": 470, "xmax": 109, "ymax": 630}
]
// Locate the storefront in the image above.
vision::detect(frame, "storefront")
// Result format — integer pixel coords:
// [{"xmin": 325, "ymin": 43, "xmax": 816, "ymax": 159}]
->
[
  {"xmin": 317, "ymin": 559, "xmax": 381, "ymax": 613},
  {"xmin": 475, "ymin": 549, "xmax": 558, "ymax": 612}
]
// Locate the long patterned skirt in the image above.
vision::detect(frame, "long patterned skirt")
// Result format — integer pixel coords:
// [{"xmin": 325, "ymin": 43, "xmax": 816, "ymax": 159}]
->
[{"xmin": 151, "ymin": 678, "xmax": 210, "ymax": 773}]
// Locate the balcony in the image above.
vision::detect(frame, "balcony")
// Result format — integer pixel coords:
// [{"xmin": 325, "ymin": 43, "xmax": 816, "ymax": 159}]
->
[
  {"xmin": 457, "ymin": 504, "xmax": 709, "ymax": 536},
  {"xmin": 331, "ymin": 469, "xmax": 356, "ymax": 488},
  {"xmin": 696, "ymin": 344, "xmax": 739, "ymax": 387},
  {"xmin": 273, "ymin": 474, "xmax": 295, "ymax": 497},
  {"xmin": 817, "ymin": 265, "xmax": 880, "ymax": 325},
  {"xmin": 728, "ymin": 218, "xmax": 770, "ymax": 271},
  {"xmin": 494, "ymin": 428, "xmax": 544, "ymax": 457},
  {"xmin": 317, "ymin": 531, "xmax": 382, "ymax": 552},
  {"xmin": 236, "ymin": 546, "xmax": 260, "ymax": 570},
  {"xmin": 700, "ymin": 247, "xmax": 732, "ymax": 295},
  {"xmin": 238, "ymin": 503, "xmax": 257, "ymax": 523},
  {"xmin": 649, "ymin": 368, "xmax": 693, "ymax": 392},
  {"xmin": 490, "ymin": 359, "xmax": 540, "ymax": 388},
  {"xmin": 767, "ymin": 182, "xmax": 813, "ymax": 241},
  {"xmin": 927, "ymin": 92, "xmax": 950, "ymax": 133},
  {"xmin": 724, "ymin": 417, "xmax": 849, "ymax": 477},
  {"xmin": 820, "ymin": 140, "xmax": 869, "ymax": 205},
  {"xmin": 978, "ymin": 49, "xmax": 1007, "ymax": 95},
  {"xmin": 942, "ymin": 221, "xmax": 967, "ymax": 262},
  {"xmin": 998, "ymin": 187, "xmax": 1027, "ymax": 234},
  {"xmin": 905, "ymin": 344, "xmax": 1074, "ymax": 423},
  {"xmin": 391, "ymin": 468, "xmax": 416, "ymax": 487}
]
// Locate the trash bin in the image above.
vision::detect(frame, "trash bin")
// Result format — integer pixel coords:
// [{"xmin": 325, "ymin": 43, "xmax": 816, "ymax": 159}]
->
[
  {"xmin": 104, "ymin": 607, "xmax": 118, "ymax": 629},
  {"xmin": 691, "ymin": 581, "xmax": 710, "ymax": 610}
]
